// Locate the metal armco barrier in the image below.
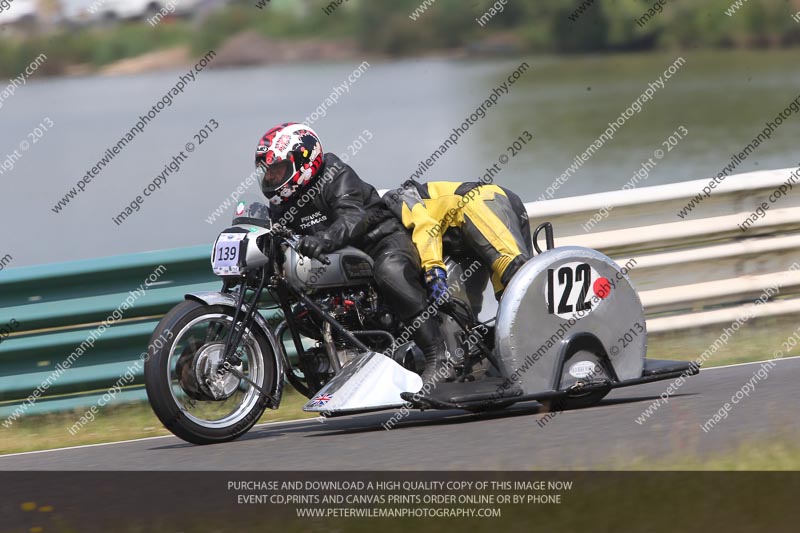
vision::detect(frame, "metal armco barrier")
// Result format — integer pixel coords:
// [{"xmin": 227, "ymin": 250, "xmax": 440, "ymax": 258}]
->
[
  {"xmin": 1, "ymin": 168, "xmax": 797, "ymax": 417},
  {"xmin": 0, "ymin": 246, "xmax": 218, "ymax": 419},
  {"xmin": 532, "ymin": 167, "xmax": 800, "ymax": 333}
]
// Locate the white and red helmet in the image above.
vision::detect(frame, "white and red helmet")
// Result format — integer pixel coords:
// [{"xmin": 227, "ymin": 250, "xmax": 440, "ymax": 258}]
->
[{"xmin": 255, "ymin": 123, "xmax": 324, "ymax": 203}]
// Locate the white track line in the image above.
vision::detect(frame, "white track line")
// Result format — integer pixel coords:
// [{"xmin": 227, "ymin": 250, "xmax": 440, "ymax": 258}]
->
[
  {"xmin": 2, "ymin": 356, "xmax": 798, "ymax": 459},
  {"xmin": 700, "ymin": 354, "xmax": 799, "ymax": 370},
  {"xmin": 0, "ymin": 417, "xmax": 317, "ymax": 459},
  {"xmin": 534, "ymin": 356, "xmax": 800, "ymax": 419}
]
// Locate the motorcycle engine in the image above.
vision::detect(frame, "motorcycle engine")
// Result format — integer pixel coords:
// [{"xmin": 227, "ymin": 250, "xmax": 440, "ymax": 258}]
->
[
  {"xmin": 291, "ymin": 287, "xmax": 389, "ymax": 339},
  {"xmin": 292, "ymin": 286, "xmax": 397, "ymax": 388}
]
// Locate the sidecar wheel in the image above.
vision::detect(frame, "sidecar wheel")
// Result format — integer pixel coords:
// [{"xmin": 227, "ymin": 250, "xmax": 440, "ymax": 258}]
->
[
  {"xmin": 464, "ymin": 400, "xmax": 515, "ymax": 413},
  {"xmin": 560, "ymin": 388, "xmax": 611, "ymax": 409}
]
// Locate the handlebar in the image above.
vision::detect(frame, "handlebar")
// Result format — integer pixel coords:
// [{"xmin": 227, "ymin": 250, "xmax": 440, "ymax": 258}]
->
[
  {"xmin": 270, "ymin": 223, "xmax": 296, "ymax": 239},
  {"xmin": 273, "ymin": 224, "xmax": 331, "ymax": 265}
]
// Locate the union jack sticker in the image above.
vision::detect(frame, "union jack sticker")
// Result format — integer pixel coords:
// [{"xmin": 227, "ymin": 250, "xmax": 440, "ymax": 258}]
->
[{"xmin": 311, "ymin": 393, "xmax": 332, "ymax": 407}]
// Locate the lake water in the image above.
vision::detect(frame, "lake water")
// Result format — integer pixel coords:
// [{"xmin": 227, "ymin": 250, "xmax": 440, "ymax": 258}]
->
[{"xmin": 1, "ymin": 49, "xmax": 799, "ymax": 267}]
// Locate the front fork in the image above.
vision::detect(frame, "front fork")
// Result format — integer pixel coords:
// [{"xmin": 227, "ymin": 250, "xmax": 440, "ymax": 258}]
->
[
  {"xmin": 214, "ymin": 270, "xmax": 279, "ymax": 406},
  {"xmin": 219, "ymin": 270, "xmax": 268, "ymax": 367}
]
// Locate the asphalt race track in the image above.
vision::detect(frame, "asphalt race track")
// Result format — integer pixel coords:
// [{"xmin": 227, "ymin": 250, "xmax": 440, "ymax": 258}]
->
[{"xmin": 1, "ymin": 357, "xmax": 797, "ymax": 470}]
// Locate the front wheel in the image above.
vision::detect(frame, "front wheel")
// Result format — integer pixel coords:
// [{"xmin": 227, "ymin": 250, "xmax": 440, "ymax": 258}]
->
[{"xmin": 144, "ymin": 300, "xmax": 276, "ymax": 445}]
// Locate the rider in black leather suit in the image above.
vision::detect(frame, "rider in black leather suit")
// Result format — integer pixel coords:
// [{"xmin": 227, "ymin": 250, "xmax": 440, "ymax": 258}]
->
[{"xmin": 254, "ymin": 123, "xmax": 451, "ymax": 386}]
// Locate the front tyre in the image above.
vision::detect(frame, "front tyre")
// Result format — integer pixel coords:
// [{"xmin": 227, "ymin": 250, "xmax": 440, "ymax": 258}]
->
[{"xmin": 144, "ymin": 300, "xmax": 275, "ymax": 445}]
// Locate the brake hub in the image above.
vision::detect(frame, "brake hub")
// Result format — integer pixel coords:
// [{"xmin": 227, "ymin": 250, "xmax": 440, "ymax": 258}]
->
[{"xmin": 193, "ymin": 342, "xmax": 243, "ymax": 401}]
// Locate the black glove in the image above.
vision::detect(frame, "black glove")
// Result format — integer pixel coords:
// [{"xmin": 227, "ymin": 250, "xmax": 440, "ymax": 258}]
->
[{"xmin": 297, "ymin": 235, "xmax": 327, "ymax": 261}]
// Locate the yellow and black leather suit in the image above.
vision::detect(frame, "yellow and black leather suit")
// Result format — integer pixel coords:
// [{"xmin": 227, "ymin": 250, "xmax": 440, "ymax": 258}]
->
[{"xmin": 385, "ymin": 180, "xmax": 532, "ymax": 296}]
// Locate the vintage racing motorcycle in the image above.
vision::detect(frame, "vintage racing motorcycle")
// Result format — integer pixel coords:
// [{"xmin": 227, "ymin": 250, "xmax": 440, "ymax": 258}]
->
[{"xmin": 144, "ymin": 201, "xmax": 699, "ymax": 445}]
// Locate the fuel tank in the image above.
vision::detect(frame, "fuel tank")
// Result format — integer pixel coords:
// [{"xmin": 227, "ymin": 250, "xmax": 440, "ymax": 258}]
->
[{"xmin": 284, "ymin": 247, "xmax": 375, "ymax": 291}]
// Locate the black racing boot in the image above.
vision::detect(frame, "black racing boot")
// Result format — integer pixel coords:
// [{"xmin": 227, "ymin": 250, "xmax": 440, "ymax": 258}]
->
[{"xmin": 412, "ymin": 314, "xmax": 454, "ymax": 389}]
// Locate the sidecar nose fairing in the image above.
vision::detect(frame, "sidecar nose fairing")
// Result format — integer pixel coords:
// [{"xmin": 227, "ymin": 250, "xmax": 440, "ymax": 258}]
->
[{"xmin": 302, "ymin": 351, "xmax": 423, "ymax": 414}]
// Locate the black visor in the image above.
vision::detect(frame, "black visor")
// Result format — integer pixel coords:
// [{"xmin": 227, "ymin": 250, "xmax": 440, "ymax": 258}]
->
[{"xmin": 257, "ymin": 159, "xmax": 294, "ymax": 196}]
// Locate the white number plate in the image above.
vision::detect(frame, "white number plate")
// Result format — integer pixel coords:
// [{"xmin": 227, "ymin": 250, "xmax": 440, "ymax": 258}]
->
[
  {"xmin": 546, "ymin": 262, "xmax": 611, "ymax": 320},
  {"xmin": 212, "ymin": 233, "xmax": 247, "ymax": 275}
]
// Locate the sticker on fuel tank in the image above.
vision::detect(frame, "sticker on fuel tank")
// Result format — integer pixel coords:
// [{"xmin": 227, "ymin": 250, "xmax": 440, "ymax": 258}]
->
[{"xmin": 546, "ymin": 262, "xmax": 611, "ymax": 320}]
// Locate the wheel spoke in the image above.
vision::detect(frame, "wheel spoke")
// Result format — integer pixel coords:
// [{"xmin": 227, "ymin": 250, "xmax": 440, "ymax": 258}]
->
[{"xmin": 166, "ymin": 313, "xmax": 266, "ymax": 429}]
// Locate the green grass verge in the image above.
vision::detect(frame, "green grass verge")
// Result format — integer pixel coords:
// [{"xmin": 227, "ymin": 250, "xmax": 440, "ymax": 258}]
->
[
  {"xmin": 0, "ymin": 388, "xmax": 317, "ymax": 455},
  {"xmin": 616, "ymin": 433, "xmax": 800, "ymax": 470},
  {"xmin": 647, "ymin": 314, "xmax": 800, "ymax": 368}
]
